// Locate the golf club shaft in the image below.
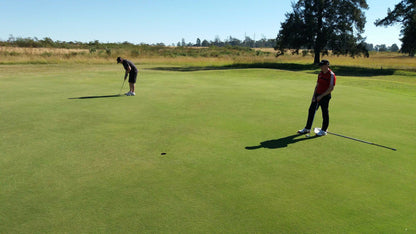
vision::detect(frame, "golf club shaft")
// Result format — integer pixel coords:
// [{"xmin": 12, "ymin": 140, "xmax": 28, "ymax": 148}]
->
[
  {"xmin": 119, "ymin": 79, "xmax": 126, "ymax": 95},
  {"xmin": 309, "ymin": 99, "xmax": 320, "ymax": 127},
  {"xmin": 327, "ymin": 131, "xmax": 397, "ymax": 151}
]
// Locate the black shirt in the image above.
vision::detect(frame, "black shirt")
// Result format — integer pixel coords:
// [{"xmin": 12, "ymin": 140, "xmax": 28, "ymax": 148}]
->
[{"xmin": 122, "ymin": 59, "xmax": 138, "ymax": 73}]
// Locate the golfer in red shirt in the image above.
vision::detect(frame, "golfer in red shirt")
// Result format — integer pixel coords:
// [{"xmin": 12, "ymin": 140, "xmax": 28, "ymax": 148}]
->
[{"xmin": 298, "ymin": 59, "xmax": 336, "ymax": 136}]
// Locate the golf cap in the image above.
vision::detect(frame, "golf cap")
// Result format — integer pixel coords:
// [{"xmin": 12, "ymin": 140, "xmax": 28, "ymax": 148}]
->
[
  {"xmin": 117, "ymin": 57, "xmax": 122, "ymax": 63},
  {"xmin": 319, "ymin": 59, "xmax": 330, "ymax": 66}
]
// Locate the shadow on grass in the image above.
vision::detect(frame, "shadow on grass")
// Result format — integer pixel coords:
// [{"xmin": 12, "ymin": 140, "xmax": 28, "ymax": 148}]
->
[
  {"xmin": 151, "ymin": 62, "xmax": 397, "ymax": 76},
  {"xmin": 69, "ymin": 94, "xmax": 122, "ymax": 99},
  {"xmin": 151, "ymin": 63, "xmax": 315, "ymax": 72},
  {"xmin": 245, "ymin": 134, "xmax": 320, "ymax": 150}
]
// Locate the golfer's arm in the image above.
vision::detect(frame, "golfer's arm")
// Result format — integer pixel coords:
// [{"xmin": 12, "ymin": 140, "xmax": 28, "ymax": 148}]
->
[
  {"xmin": 312, "ymin": 84, "xmax": 318, "ymax": 100},
  {"xmin": 124, "ymin": 66, "xmax": 131, "ymax": 79},
  {"xmin": 320, "ymin": 85, "xmax": 334, "ymax": 97}
]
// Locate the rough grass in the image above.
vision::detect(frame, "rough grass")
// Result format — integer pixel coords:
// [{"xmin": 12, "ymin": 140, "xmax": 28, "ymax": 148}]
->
[
  {"xmin": 0, "ymin": 63, "xmax": 415, "ymax": 233},
  {"xmin": 2, "ymin": 46, "xmax": 416, "ymax": 73}
]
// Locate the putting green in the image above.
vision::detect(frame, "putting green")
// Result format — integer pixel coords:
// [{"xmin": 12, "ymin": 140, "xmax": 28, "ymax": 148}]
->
[{"xmin": 0, "ymin": 64, "xmax": 415, "ymax": 233}]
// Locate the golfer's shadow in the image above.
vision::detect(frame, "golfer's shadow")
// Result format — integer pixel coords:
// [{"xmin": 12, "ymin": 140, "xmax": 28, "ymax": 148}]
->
[
  {"xmin": 245, "ymin": 134, "xmax": 319, "ymax": 150},
  {"xmin": 68, "ymin": 94, "xmax": 122, "ymax": 99}
]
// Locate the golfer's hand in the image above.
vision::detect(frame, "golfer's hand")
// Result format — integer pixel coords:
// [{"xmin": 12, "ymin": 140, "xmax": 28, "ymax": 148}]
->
[{"xmin": 316, "ymin": 95, "xmax": 322, "ymax": 102}]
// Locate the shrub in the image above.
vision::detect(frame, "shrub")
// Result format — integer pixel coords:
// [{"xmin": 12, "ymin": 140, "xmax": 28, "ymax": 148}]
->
[
  {"xmin": 130, "ymin": 50, "xmax": 140, "ymax": 57},
  {"xmin": 105, "ymin": 48, "xmax": 111, "ymax": 56},
  {"xmin": 41, "ymin": 52, "xmax": 53, "ymax": 57}
]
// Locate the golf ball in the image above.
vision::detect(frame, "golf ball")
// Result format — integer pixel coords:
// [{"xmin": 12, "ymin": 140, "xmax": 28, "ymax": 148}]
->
[{"xmin": 305, "ymin": 134, "xmax": 310, "ymax": 137}]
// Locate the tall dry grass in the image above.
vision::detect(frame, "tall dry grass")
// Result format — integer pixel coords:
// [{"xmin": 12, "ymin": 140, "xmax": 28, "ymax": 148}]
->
[
  {"xmin": 0, "ymin": 46, "xmax": 112, "ymax": 64},
  {"xmin": 1, "ymin": 46, "xmax": 415, "ymax": 72}
]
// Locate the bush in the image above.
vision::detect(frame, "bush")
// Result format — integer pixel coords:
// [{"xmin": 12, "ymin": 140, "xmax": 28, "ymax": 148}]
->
[
  {"xmin": 9, "ymin": 51, "xmax": 20, "ymax": 56},
  {"xmin": 105, "ymin": 48, "xmax": 111, "ymax": 56},
  {"xmin": 130, "ymin": 50, "xmax": 140, "ymax": 57},
  {"xmin": 41, "ymin": 52, "xmax": 53, "ymax": 57}
]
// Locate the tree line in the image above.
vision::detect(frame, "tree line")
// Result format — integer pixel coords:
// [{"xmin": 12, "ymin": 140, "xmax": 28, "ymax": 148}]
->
[
  {"xmin": 0, "ymin": 35, "xmax": 402, "ymax": 54},
  {"xmin": 175, "ymin": 36, "xmax": 276, "ymax": 48},
  {"xmin": 0, "ymin": 36, "xmax": 133, "ymax": 50},
  {"xmin": 0, "ymin": 35, "xmax": 276, "ymax": 49},
  {"xmin": 275, "ymin": 0, "xmax": 416, "ymax": 63}
]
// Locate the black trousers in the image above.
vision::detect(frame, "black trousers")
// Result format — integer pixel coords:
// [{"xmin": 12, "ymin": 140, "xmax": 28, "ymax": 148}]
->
[{"xmin": 305, "ymin": 94, "xmax": 331, "ymax": 131}]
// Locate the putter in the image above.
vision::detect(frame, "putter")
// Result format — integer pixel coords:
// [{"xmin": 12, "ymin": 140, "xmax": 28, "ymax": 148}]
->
[
  {"xmin": 310, "ymin": 99, "xmax": 320, "ymax": 126},
  {"xmin": 314, "ymin": 128, "xmax": 397, "ymax": 151},
  {"xmin": 118, "ymin": 79, "xmax": 126, "ymax": 95}
]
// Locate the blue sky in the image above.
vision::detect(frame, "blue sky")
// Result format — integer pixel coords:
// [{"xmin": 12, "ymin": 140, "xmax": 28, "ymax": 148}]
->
[{"xmin": 0, "ymin": 0, "xmax": 402, "ymax": 46}]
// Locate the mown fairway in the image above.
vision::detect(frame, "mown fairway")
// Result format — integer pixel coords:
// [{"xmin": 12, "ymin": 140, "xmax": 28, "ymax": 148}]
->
[{"xmin": 1, "ymin": 63, "xmax": 415, "ymax": 233}]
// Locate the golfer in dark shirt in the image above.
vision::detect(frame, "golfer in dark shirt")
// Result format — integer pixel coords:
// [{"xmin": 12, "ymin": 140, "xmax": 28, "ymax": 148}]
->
[{"xmin": 117, "ymin": 57, "xmax": 138, "ymax": 96}]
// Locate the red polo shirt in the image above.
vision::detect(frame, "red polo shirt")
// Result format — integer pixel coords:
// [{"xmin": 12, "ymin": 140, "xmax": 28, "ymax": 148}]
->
[{"xmin": 316, "ymin": 69, "xmax": 336, "ymax": 94}]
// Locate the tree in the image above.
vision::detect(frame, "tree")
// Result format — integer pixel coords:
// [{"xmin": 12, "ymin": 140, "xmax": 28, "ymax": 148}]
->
[
  {"xmin": 376, "ymin": 44, "xmax": 388, "ymax": 52},
  {"xmin": 196, "ymin": 38, "xmax": 201, "ymax": 47},
  {"xmin": 41, "ymin": 37, "xmax": 55, "ymax": 47},
  {"xmin": 227, "ymin": 36, "xmax": 241, "ymax": 46},
  {"xmin": 375, "ymin": 0, "xmax": 416, "ymax": 56},
  {"xmin": 275, "ymin": 0, "xmax": 369, "ymax": 64},
  {"xmin": 243, "ymin": 36, "xmax": 255, "ymax": 48},
  {"xmin": 390, "ymin": 43, "xmax": 400, "ymax": 52},
  {"xmin": 365, "ymin": 43, "xmax": 374, "ymax": 51},
  {"xmin": 201, "ymin": 40, "xmax": 209, "ymax": 47}
]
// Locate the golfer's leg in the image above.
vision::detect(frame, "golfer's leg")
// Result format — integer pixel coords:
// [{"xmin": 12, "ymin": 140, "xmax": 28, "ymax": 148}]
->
[
  {"xmin": 129, "ymin": 71, "xmax": 137, "ymax": 93},
  {"xmin": 321, "ymin": 96, "xmax": 331, "ymax": 131},
  {"xmin": 305, "ymin": 101, "xmax": 318, "ymax": 129}
]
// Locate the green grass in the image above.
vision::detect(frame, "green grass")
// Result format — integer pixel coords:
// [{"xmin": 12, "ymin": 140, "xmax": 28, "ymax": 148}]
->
[{"xmin": 1, "ymin": 64, "xmax": 415, "ymax": 233}]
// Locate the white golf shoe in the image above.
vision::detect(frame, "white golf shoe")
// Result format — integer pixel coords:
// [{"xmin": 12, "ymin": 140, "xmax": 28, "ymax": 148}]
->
[
  {"xmin": 315, "ymin": 129, "xmax": 327, "ymax": 136},
  {"xmin": 297, "ymin": 128, "xmax": 310, "ymax": 134},
  {"xmin": 125, "ymin": 91, "xmax": 131, "ymax": 95}
]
